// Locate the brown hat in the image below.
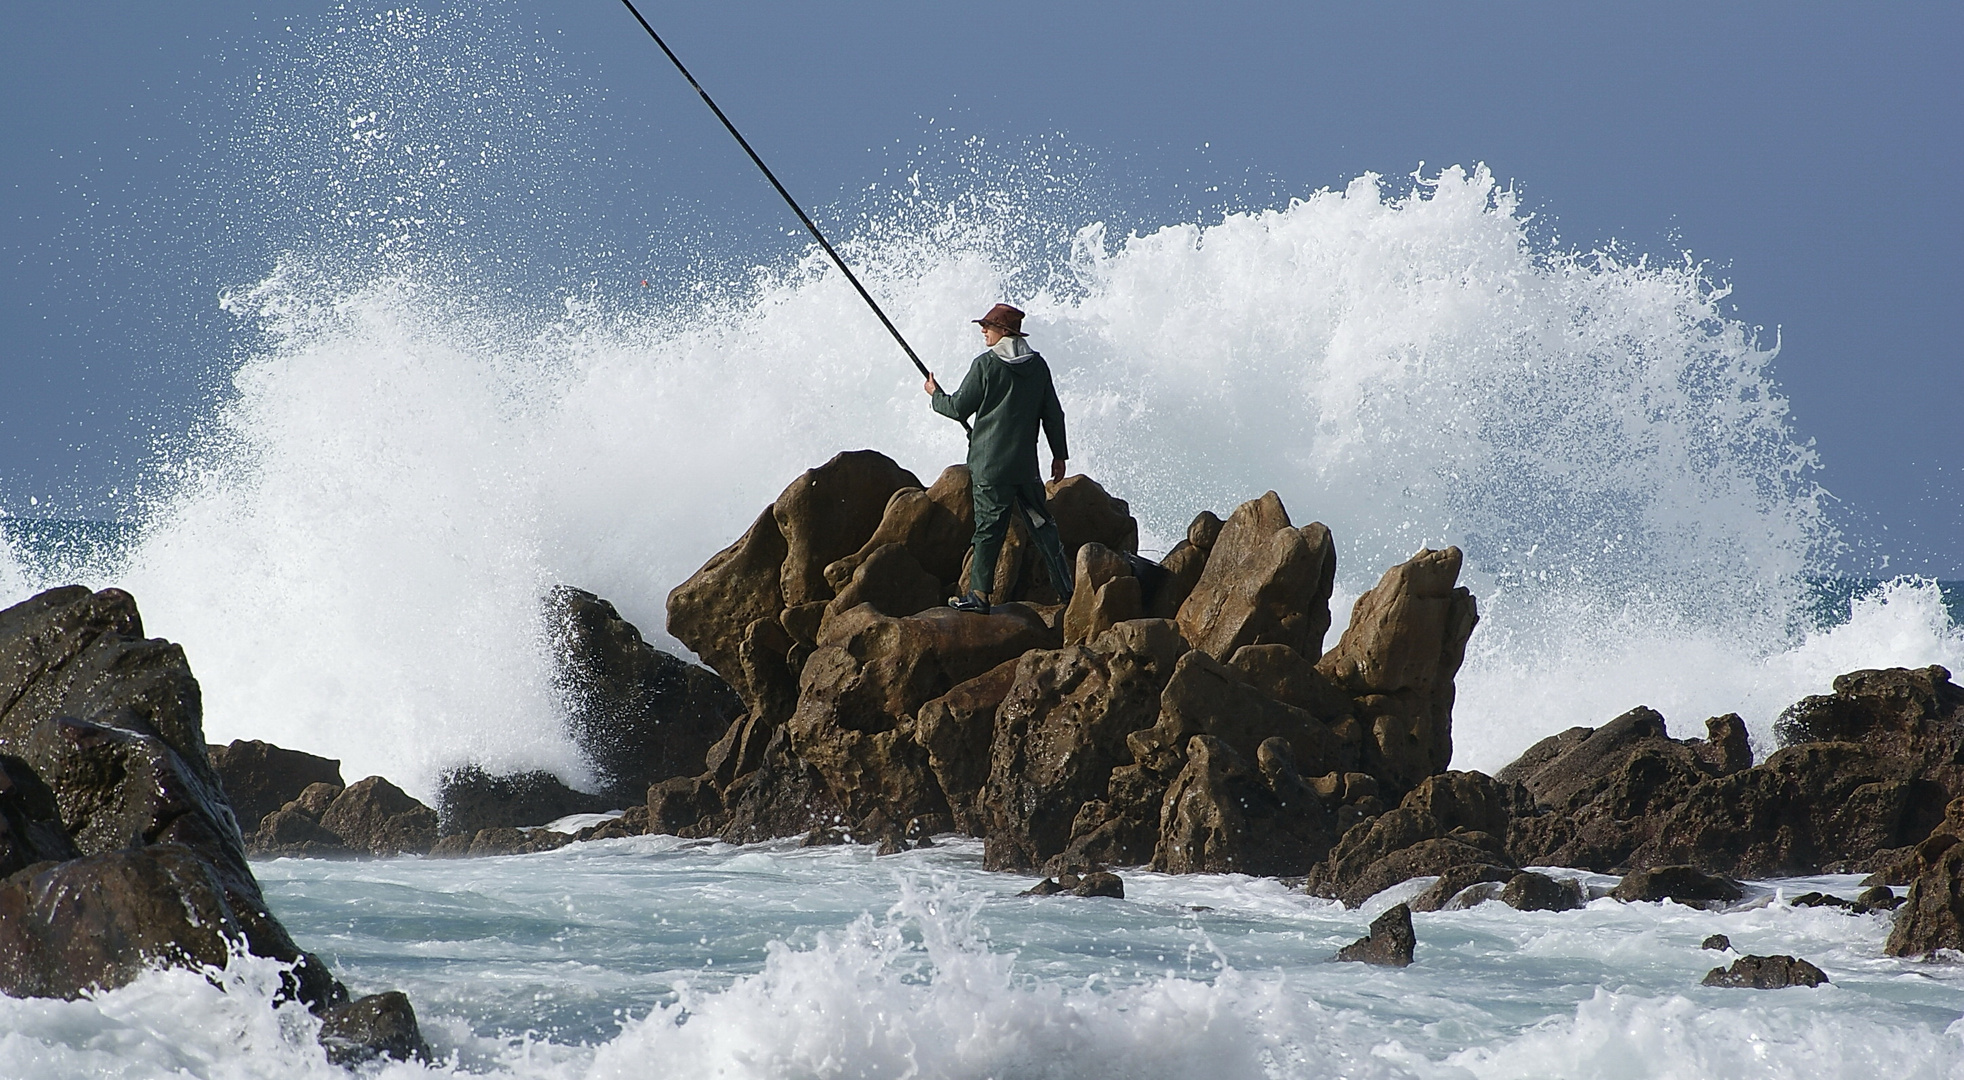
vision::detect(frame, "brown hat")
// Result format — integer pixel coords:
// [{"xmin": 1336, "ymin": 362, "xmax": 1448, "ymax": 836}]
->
[{"xmin": 973, "ymin": 303, "xmax": 1027, "ymax": 336}]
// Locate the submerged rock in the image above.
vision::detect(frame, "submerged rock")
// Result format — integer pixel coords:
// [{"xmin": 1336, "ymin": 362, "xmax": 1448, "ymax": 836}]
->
[
  {"xmin": 1306, "ymin": 771, "xmax": 1527, "ymax": 907},
  {"xmin": 319, "ymin": 991, "xmax": 431, "ymax": 1067},
  {"xmin": 436, "ymin": 765, "xmax": 613, "ymax": 838},
  {"xmin": 1335, "ymin": 903, "xmax": 1415, "ymax": 967},
  {"xmin": 1700, "ymin": 955, "xmax": 1828, "ymax": 989},
  {"xmin": 1500, "ymin": 870, "xmax": 1584, "ymax": 912},
  {"xmin": 1609, "ymin": 865, "xmax": 1743, "ymax": 906}
]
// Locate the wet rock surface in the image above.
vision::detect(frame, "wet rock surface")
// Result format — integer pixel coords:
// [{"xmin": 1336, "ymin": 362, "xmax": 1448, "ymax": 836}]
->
[
  {"xmin": 208, "ymin": 739, "xmax": 344, "ymax": 834},
  {"xmin": 1335, "ymin": 903, "xmax": 1415, "ymax": 967},
  {"xmin": 319, "ymin": 991, "xmax": 431, "ymax": 1067},
  {"xmin": 0, "ymin": 586, "xmax": 419, "ymax": 1065},
  {"xmin": 1701, "ymin": 954, "xmax": 1829, "ymax": 989},
  {"xmin": 1609, "ymin": 865, "xmax": 1744, "ymax": 906}
]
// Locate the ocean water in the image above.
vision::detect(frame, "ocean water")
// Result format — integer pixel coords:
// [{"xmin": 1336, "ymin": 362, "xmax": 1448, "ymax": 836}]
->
[
  {"xmin": 7, "ymin": 7, "xmax": 1964, "ymax": 1075},
  {"xmin": 6, "ymin": 837, "xmax": 1963, "ymax": 1078}
]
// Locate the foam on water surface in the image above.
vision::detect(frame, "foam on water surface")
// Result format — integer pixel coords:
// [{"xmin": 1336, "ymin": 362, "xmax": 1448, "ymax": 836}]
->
[{"xmin": 9, "ymin": 839, "xmax": 1962, "ymax": 1079}]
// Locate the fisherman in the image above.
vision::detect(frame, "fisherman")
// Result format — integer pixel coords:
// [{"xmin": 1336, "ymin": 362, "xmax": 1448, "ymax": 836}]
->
[{"xmin": 923, "ymin": 303, "xmax": 1074, "ymax": 614}]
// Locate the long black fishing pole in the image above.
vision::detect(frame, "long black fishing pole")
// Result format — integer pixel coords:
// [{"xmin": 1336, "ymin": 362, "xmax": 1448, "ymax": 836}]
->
[{"xmin": 618, "ymin": 1, "xmax": 967, "ymax": 431}]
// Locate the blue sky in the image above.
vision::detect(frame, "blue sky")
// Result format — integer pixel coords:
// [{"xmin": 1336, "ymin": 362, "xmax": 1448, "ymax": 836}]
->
[{"xmin": 3, "ymin": 2, "xmax": 1959, "ymax": 572}]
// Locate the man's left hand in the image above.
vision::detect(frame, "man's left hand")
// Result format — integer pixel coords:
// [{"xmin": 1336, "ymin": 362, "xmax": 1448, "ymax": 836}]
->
[
  {"xmin": 923, "ymin": 376, "xmax": 939, "ymax": 395},
  {"xmin": 1051, "ymin": 458, "xmax": 1067, "ymax": 483}
]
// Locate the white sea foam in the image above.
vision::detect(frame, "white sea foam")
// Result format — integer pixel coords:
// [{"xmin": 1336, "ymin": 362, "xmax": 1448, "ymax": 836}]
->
[{"xmin": 11, "ymin": 845, "xmax": 1964, "ymax": 1080}]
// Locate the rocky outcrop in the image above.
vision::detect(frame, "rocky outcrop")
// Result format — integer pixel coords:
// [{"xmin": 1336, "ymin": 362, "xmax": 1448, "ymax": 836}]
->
[
  {"xmin": 1175, "ymin": 493, "xmax": 1334, "ymax": 662},
  {"xmin": 1885, "ymin": 840, "xmax": 1964, "ymax": 957},
  {"xmin": 1335, "ymin": 903, "xmax": 1415, "ymax": 967},
  {"xmin": 0, "ymin": 586, "xmax": 420, "ymax": 1064},
  {"xmin": 208, "ymin": 739, "xmax": 344, "ymax": 834},
  {"xmin": 982, "ymin": 619, "xmax": 1183, "ymax": 871},
  {"xmin": 1317, "ymin": 547, "xmax": 1477, "ymax": 792},
  {"xmin": 1609, "ymin": 865, "xmax": 1742, "ymax": 906},
  {"xmin": 1151, "ymin": 734, "xmax": 1335, "ymax": 876},
  {"xmin": 436, "ymin": 766, "xmax": 613, "ymax": 838},
  {"xmin": 549, "ymin": 586, "xmax": 744, "ymax": 801},
  {"xmin": 1701, "ymin": 955, "xmax": 1828, "ymax": 988},
  {"xmin": 1306, "ymin": 771, "xmax": 1528, "ymax": 907},
  {"xmin": 654, "ymin": 454, "xmax": 1485, "ymax": 879},
  {"xmin": 1502, "ymin": 668, "xmax": 1964, "ymax": 879},
  {"xmin": 320, "ymin": 991, "xmax": 432, "ymax": 1067}
]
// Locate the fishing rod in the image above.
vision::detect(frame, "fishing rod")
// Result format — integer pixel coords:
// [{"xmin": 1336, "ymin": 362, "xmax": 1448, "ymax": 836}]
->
[{"xmin": 618, "ymin": 1, "xmax": 968, "ymax": 432}]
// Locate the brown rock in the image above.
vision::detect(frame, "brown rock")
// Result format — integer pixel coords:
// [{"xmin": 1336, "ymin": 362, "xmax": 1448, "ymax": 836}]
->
[
  {"xmin": 1176, "ymin": 493, "xmax": 1335, "ymax": 662},
  {"xmin": 646, "ymin": 775, "xmax": 723, "ymax": 835},
  {"xmin": 822, "ymin": 543, "xmax": 945, "ymax": 628},
  {"xmin": 1306, "ymin": 771, "xmax": 1527, "ymax": 906},
  {"xmin": 0, "ymin": 587, "xmax": 342, "ymax": 1010},
  {"xmin": 1063, "ymin": 543, "xmax": 1146, "ymax": 646},
  {"xmin": 207, "ymin": 739, "xmax": 344, "ymax": 835},
  {"xmin": 983, "ymin": 619, "xmax": 1187, "ymax": 870},
  {"xmin": 666, "ymin": 506, "xmax": 790, "ymax": 706},
  {"xmin": 1703, "ymin": 933, "xmax": 1732, "ymax": 951},
  {"xmin": 1334, "ymin": 903, "xmax": 1415, "ymax": 967},
  {"xmin": 774, "ymin": 450, "xmax": 923, "ymax": 607},
  {"xmin": 824, "ymin": 466, "xmax": 975, "ymax": 591},
  {"xmin": 1130, "ymin": 649, "xmax": 1348, "ymax": 781},
  {"xmin": 435, "ymin": 766, "xmax": 613, "ymax": 838},
  {"xmin": 1073, "ymin": 870, "xmax": 1125, "ymax": 898},
  {"xmin": 319, "ymin": 990, "xmax": 431, "ymax": 1067},
  {"xmin": 318, "ymin": 777, "xmax": 437, "ymax": 857},
  {"xmin": 787, "ymin": 604, "xmax": 1057, "ymax": 828},
  {"xmin": 1500, "ymin": 870, "xmax": 1584, "ymax": 911},
  {"xmin": 1701, "ymin": 955, "xmax": 1828, "ymax": 988},
  {"xmin": 1408, "ymin": 863, "xmax": 1515, "ymax": 912},
  {"xmin": 1151, "ymin": 734, "xmax": 1335, "ymax": 876},
  {"xmin": 1886, "ymin": 841, "xmax": 1964, "ymax": 957},
  {"xmin": 915, "ymin": 659, "xmax": 1022, "ymax": 836},
  {"xmin": 1609, "ymin": 865, "xmax": 1743, "ymax": 906},
  {"xmin": 1187, "ymin": 511, "xmax": 1225, "ymax": 552},
  {"xmin": 1317, "ymin": 547, "xmax": 1477, "ymax": 792},
  {"xmin": 1146, "ymin": 540, "xmax": 1209, "ymax": 621}
]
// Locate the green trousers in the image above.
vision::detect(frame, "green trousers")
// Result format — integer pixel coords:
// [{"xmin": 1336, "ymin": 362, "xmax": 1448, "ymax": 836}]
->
[{"xmin": 969, "ymin": 480, "xmax": 1074, "ymax": 602}]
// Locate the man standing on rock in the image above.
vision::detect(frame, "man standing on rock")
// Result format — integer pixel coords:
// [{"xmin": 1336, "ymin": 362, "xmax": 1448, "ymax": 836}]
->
[{"xmin": 923, "ymin": 303, "xmax": 1073, "ymax": 614}]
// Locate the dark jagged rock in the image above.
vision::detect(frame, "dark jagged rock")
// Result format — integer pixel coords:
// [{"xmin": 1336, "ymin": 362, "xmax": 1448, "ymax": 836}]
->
[
  {"xmin": 548, "ymin": 586, "xmax": 743, "ymax": 800},
  {"xmin": 319, "ymin": 991, "xmax": 431, "ymax": 1066},
  {"xmin": 916, "ymin": 659, "xmax": 1021, "ymax": 837},
  {"xmin": 1176, "ymin": 492, "xmax": 1335, "ymax": 663},
  {"xmin": 1703, "ymin": 934, "xmax": 1732, "ymax": 951},
  {"xmin": 0, "ymin": 754, "xmax": 80, "ymax": 875},
  {"xmin": 658, "ymin": 455, "xmax": 1497, "ymax": 875},
  {"xmin": 319, "ymin": 776, "xmax": 438, "ymax": 857},
  {"xmin": 1609, "ymin": 865, "xmax": 1743, "ymax": 906},
  {"xmin": 1316, "ymin": 547, "xmax": 1477, "ymax": 793},
  {"xmin": 646, "ymin": 775, "xmax": 723, "ymax": 836},
  {"xmin": 1791, "ymin": 891, "xmax": 1863, "ymax": 912},
  {"xmin": 1701, "ymin": 955, "xmax": 1828, "ymax": 988},
  {"xmin": 1151, "ymin": 734, "xmax": 1335, "ymax": 876},
  {"xmin": 1335, "ymin": 903, "xmax": 1415, "ymax": 967},
  {"xmin": 0, "ymin": 587, "xmax": 350, "ymax": 1015},
  {"xmin": 207, "ymin": 739, "xmax": 344, "ymax": 834},
  {"xmin": 1408, "ymin": 863, "xmax": 1514, "ymax": 912},
  {"xmin": 1307, "ymin": 771, "xmax": 1528, "ymax": 907},
  {"xmin": 787, "ymin": 604, "xmax": 1057, "ymax": 834},
  {"xmin": 1133, "ymin": 649, "xmax": 1351, "ymax": 781},
  {"xmin": 1074, "ymin": 870, "xmax": 1125, "ymax": 898},
  {"xmin": 0, "ymin": 845, "xmax": 241, "ymax": 999},
  {"xmin": 1499, "ymin": 682, "xmax": 1959, "ymax": 879},
  {"xmin": 436, "ymin": 765, "xmax": 613, "ymax": 837},
  {"xmin": 1500, "ymin": 870, "xmax": 1584, "ymax": 912},
  {"xmin": 984, "ymin": 619, "xmax": 1185, "ymax": 871},
  {"xmin": 1858, "ymin": 885, "xmax": 1902, "ymax": 910},
  {"xmin": 1886, "ymin": 841, "xmax": 1964, "ymax": 957}
]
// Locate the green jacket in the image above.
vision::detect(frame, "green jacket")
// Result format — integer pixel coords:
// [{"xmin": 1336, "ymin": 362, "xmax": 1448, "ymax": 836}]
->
[{"xmin": 931, "ymin": 349, "xmax": 1068, "ymax": 485}]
